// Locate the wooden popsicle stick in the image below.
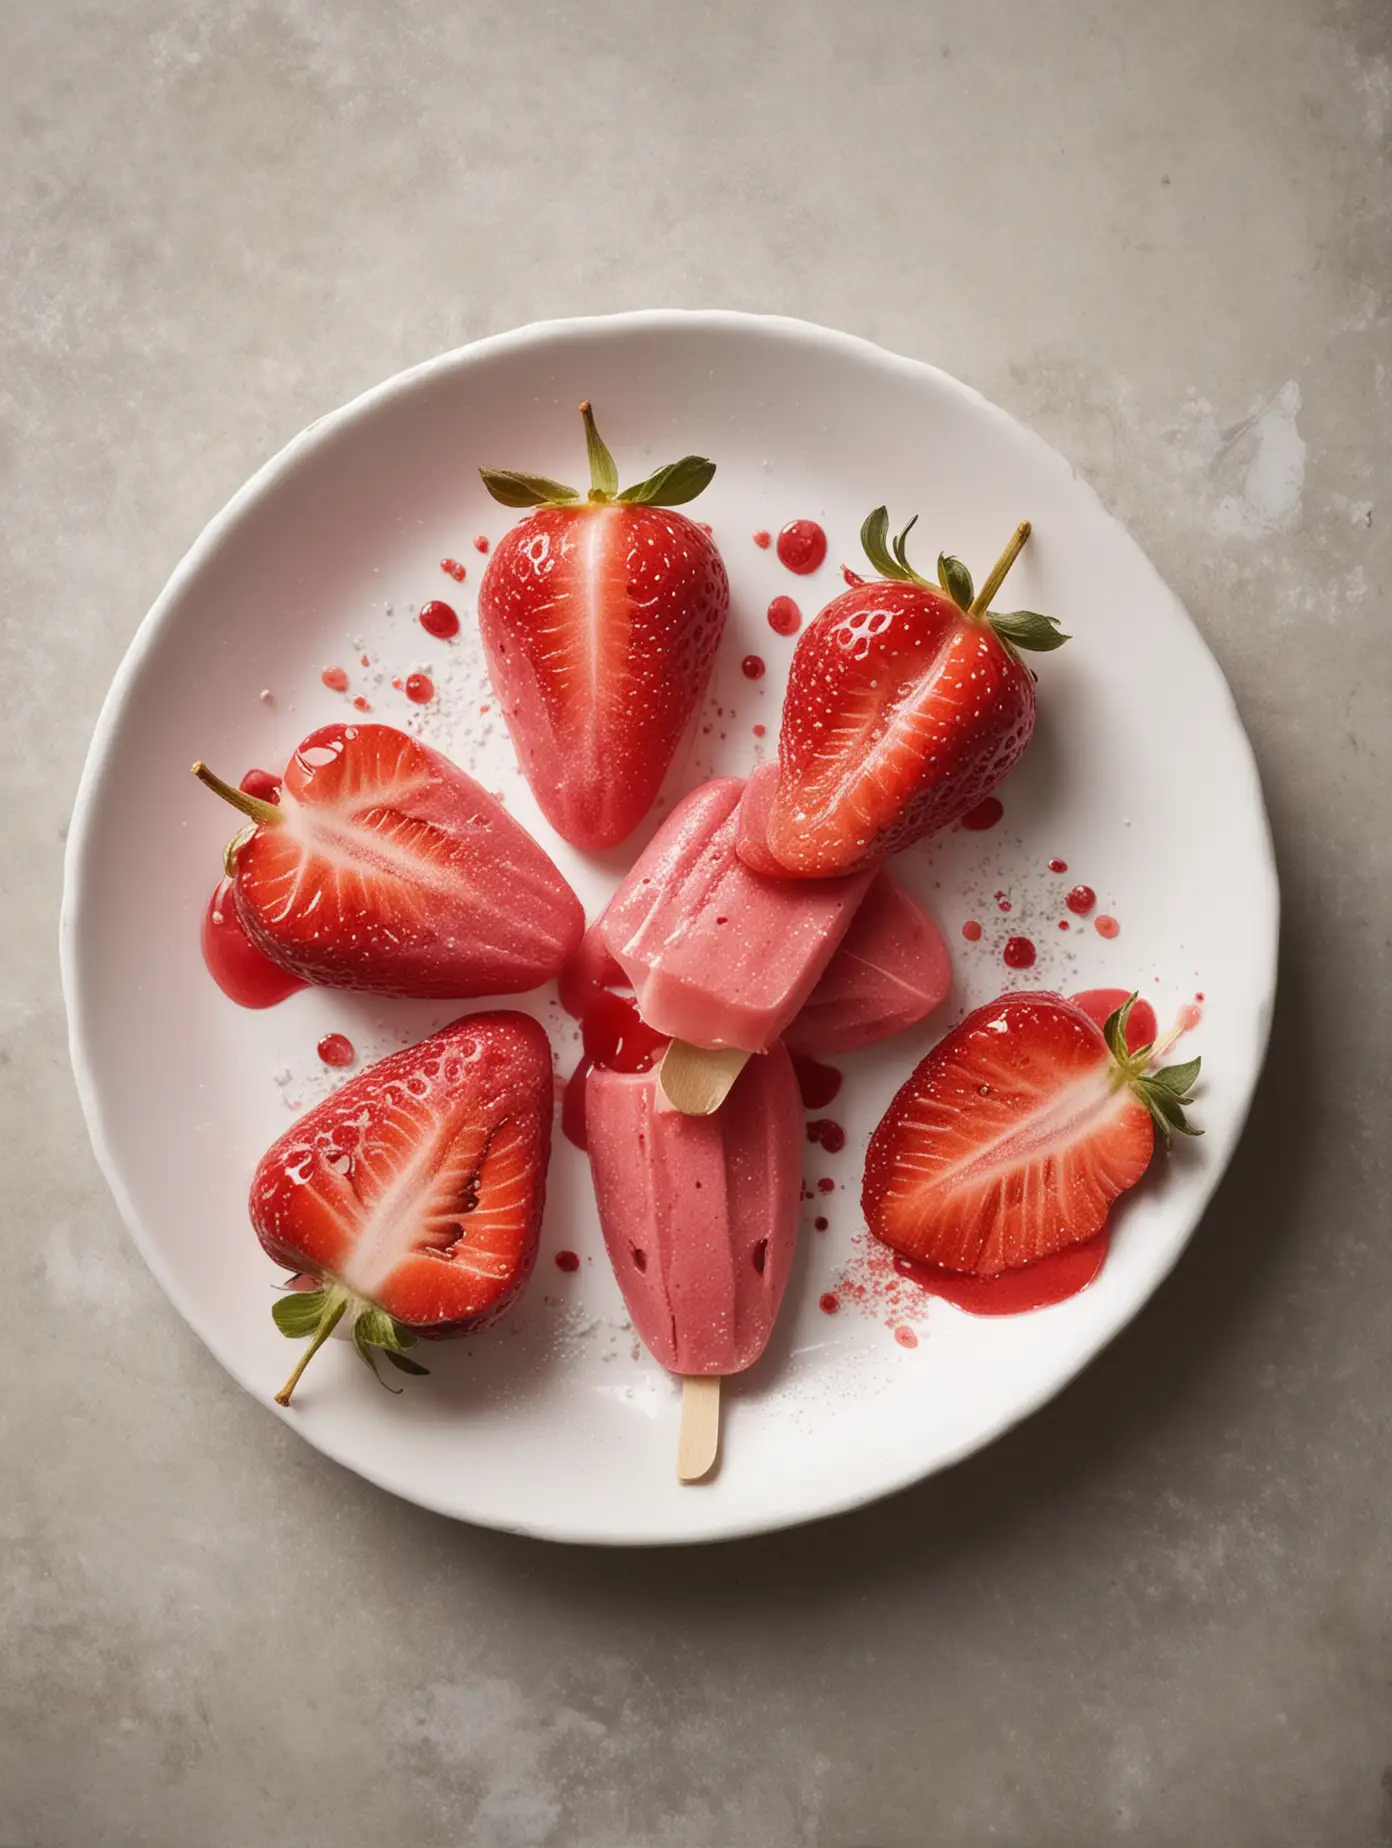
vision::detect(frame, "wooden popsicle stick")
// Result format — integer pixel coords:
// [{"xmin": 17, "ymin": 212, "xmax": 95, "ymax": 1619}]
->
[
  {"xmin": 659, "ymin": 1039, "xmax": 751, "ymax": 1116},
  {"xmin": 677, "ymin": 1375, "xmax": 722, "ymax": 1483}
]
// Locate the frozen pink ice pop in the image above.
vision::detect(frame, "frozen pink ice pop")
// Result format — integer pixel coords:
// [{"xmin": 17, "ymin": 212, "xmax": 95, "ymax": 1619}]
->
[
  {"xmin": 600, "ymin": 778, "xmax": 875, "ymax": 1054},
  {"xmin": 586, "ymin": 1043, "xmax": 802, "ymax": 1376},
  {"xmin": 786, "ymin": 871, "xmax": 952, "ymax": 1055}
]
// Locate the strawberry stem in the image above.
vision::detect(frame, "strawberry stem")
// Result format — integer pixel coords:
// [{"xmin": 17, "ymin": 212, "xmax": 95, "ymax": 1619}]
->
[
  {"xmin": 192, "ymin": 761, "xmax": 283, "ymax": 828},
  {"xmin": 275, "ymin": 1293, "xmax": 348, "ymax": 1406},
  {"xmin": 969, "ymin": 521, "xmax": 1032, "ymax": 617},
  {"xmin": 579, "ymin": 400, "xmax": 618, "ymax": 501}
]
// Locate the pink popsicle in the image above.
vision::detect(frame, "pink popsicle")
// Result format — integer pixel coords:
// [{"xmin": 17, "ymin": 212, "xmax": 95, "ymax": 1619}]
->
[
  {"xmin": 600, "ymin": 778, "xmax": 874, "ymax": 1053},
  {"xmin": 586, "ymin": 1044, "xmax": 802, "ymax": 1376},
  {"xmin": 787, "ymin": 871, "xmax": 952, "ymax": 1056}
]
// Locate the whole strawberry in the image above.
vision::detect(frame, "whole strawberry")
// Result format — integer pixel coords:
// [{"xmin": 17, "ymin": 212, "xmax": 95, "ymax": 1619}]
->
[
  {"xmin": 478, "ymin": 403, "xmax": 729, "ymax": 850},
  {"xmin": 740, "ymin": 512, "xmax": 1067, "ymax": 878}
]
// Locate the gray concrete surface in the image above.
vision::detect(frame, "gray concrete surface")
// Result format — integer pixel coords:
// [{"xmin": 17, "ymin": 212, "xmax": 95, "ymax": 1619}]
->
[{"xmin": 4, "ymin": 0, "xmax": 1390, "ymax": 1842}]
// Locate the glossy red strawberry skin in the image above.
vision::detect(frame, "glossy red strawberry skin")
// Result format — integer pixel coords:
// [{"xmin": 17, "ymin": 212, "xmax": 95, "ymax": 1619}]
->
[
  {"xmin": 762, "ymin": 580, "xmax": 1036, "ymax": 876},
  {"xmin": 250, "ymin": 1013, "xmax": 553, "ymax": 1334},
  {"xmin": 231, "ymin": 724, "xmax": 583, "ymax": 998},
  {"xmin": 478, "ymin": 503, "xmax": 728, "ymax": 849},
  {"xmin": 863, "ymin": 992, "xmax": 1154, "ymax": 1275}
]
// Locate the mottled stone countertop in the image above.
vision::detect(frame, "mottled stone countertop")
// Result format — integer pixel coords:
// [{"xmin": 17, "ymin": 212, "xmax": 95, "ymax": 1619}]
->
[{"xmin": 5, "ymin": 1, "xmax": 1390, "ymax": 1843}]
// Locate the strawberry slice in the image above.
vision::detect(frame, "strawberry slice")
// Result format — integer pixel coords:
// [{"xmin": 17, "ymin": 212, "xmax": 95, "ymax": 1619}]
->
[
  {"xmin": 252, "ymin": 1012, "xmax": 554, "ymax": 1404},
  {"xmin": 193, "ymin": 723, "xmax": 583, "ymax": 998},
  {"xmin": 863, "ymin": 991, "xmax": 1200, "ymax": 1275},
  {"xmin": 744, "ymin": 512, "xmax": 1067, "ymax": 878},
  {"xmin": 478, "ymin": 402, "xmax": 729, "ymax": 849}
]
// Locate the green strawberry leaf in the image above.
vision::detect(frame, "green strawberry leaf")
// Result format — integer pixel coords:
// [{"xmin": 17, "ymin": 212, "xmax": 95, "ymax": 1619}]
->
[
  {"xmin": 1148, "ymin": 1057, "xmax": 1202, "ymax": 1097},
  {"xmin": 617, "ymin": 455, "xmax": 716, "ymax": 507},
  {"xmin": 272, "ymin": 1289, "xmax": 330, "ymax": 1339},
  {"xmin": 352, "ymin": 1316, "xmax": 403, "ymax": 1393},
  {"xmin": 987, "ymin": 610, "xmax": 1070, "ymax": 653},
  {"xmin": 937, "ymin": 553, "xmax": 974, "ymax": 611},
  {"xmin": 580, "ymin": 401, "xmax": 619, "ymax": 500},
  {"xmin": 383, "ymin": 1349, "xmax": 431, "ymax": 1377},
  {"xmin": 1102, "ymin": 997, "xmax": 1137, "ymax": 1066},
  {"xmin": 478, "ymin": 469, "xmax": 580, "ymax": 509}
]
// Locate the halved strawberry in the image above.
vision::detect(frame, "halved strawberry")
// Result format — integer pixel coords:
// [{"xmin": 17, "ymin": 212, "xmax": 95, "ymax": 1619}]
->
[
  {"xmin": 742, "ymin": 512, "xmax": 1067, "ymax": 878},
  {"xmin": 863, "ymin": 992, "xmax": 1199, "ymax": 1275},
  {"xmin": 478, "ymin": 402, "xmax": 729, "ymax": 849},
  {"xmin": 193, "ymin": 723, "xmax": 583, "ymax": 998},
  {"xmin": 251, "ymin": 1012, "xmax": 554, "ymax": 1404}
]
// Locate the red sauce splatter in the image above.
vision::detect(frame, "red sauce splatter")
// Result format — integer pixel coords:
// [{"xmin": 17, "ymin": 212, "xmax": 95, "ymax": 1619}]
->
[
  {"xmin": 201, "ymin": 881, "xmax": 306, "ymax": 1009},
  {"xmin": 961, "ymin": 796, "xmax": 1004, "ymax": 830},
  {"xmin": 819, "ymin": 1292, "xmax": 840, "ymax": 1314},
  {"xmin": 554, "ymin": 1250, "xmax": 580, "ymax": 1273},
  {"xmin": 776, "ymin": 519, "xmax": 827, "ymax": 575},
  {"xmin": 1066, "ymin": 885, "xmax": 1096, "ymax": 915},
  {"xmin": 1048, "ymin": 857, "xmax": 1068, "ymax": 873},
  {"xmin": 1195, "ymin": 991, "xmax": 1205, "ymax": 1002},
  {"xmin": 419, "ymin": 600, "xmax": 460, "ymax": 640},
  {"xmin": 1095, "ymin": 914, "xmax": 1120, "ymax": 939},
  {"xmin": 996, "ymin": 895, "xmax": 1012, "ymax": 914},
  {"xmin": 404, "ymin": 673, "xmax": 434, "ymax": 705},
  {"xmin": 473, "ymin": 535, "xmax": 490, "ymax": 553},
  {"xmin": 841, "ymin": 565, "xmax": 865, "ymax": 587},
  {"xmin": 321, "ymin": 665, "xmax": 349, "ymax": 693},
  {"xmin": 817, "ymin": 1177, "xmax": 835, "ymax": 1194},
  {"xmin": 239, "ymin": 769, "xmax": 281, "ymax": 804},
  {"xmin": 894, "ymin": 1237, "xmax": 1109, "ymax": 1314},
  {"xmin": 560, "ymin": 992, "xmax": 667, "ymax": 1151},
  {"xmin": 391, "ymin": 677, "xmax": 402, "ymax": 690},
  {"xmin": 360, "ymin": 653, "xmax": 371, "ymax": 667},
  {"xmin": 1003, "ymin": 936, "xmax": 1037, "ymax": 969},
  {"xmin": 807, "ymin": 1118, "xmax": 846, "ymax": 1153},
  {"xmin": 752, "ymin": 529, "xmax": 772, "ymax": 549},
  {"xmin": 741, "ymin": 655, "xmax": 766, "ymax": 679},
  {"xmin": 961, "ymin": 919, "xmax": 982, "ymax": 942},
  {"xmin": 1059, "ymin": 919, "xmax": 1070, "ymax": 930},
  {"xmin": 814, "ymin": 1216, "xmax": 829, "ymax": 1231},
  {"xmin": 440, "ymin": 557, "xmax": 467, "ymax": 582},
  {"xmin": 317, "ymin": 1032, "xmax": 355, "ymax": 1067},
  {"xmin": 352, "ymin": 695, "xmax": 370, "ymax": 712},
  {"xmin": 1177, "ymin": 1001, "xmax": 1203, "ymax": 1032},
  {"xmin": 894, "ymin": 1324, "xmax": 919, "ymax": 1348},
  {"xmin": 1071, "ymin": 989, "xmax": 1156, "ymax": 1049},
  {"xmin": 767, "ymin": 595, "xmax": 802, "ymax": 636},
  {"xmin": 790, "ymin": 1052, "xmax": 843, "ymax": 1110},
  {"xmin": 753, "ymin": 723, "xmax": 766, "ymax": 738}
]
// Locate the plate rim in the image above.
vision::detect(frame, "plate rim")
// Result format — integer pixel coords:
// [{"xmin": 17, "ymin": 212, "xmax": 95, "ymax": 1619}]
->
[{"xmin": 59, "ymin": 309, "xmax": 1281, "ymax": 1545}]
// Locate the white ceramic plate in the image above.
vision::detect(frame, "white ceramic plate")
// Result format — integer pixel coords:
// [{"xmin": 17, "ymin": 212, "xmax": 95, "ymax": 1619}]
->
[{"xmin": 62, "ymin": 312, "xmax": 1277, "ymax": 1545}]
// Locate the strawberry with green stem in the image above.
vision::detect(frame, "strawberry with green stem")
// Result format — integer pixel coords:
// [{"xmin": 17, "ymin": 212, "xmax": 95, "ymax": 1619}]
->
[
  {"xmin": 478, "ymin": 402, "xmax": 729, "ymax": 850},
  {"xmin": 739, "ymin": 511, "xmax": 1067, "ymax": 878}
]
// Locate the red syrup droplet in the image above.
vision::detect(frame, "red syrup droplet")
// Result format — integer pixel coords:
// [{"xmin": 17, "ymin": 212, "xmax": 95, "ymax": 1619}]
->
[
  {"xmin": 1177, "ymin": 1002, "xmax": 1203, "ymax": 1032},
  {"xmin": 752, "ymin": 723, "xmax": 766, "ymax": 738},
  {"xmin": 405, "ymin": 672, "xmax": 434, "ymax": 704},
  {"xmin": 1066, "ymin": 885, "xmax": 1096, "ymax": 915},
  {"xmin": 352, "ymin": 695, "xmax": 370, "ymax": 712},
  {"xmin": 561, "ymin": 993, "xmax": 669, "ymax": 1152},
  {"xmin": 960, "ymin": 796, "xmax": 1004, "ymax": 830},
  {"xmin": 894, "ymin": 1325, "xmax": 919, "ymax": 1349},
  {"xmin": 752, "ymin": 529, "xmax": 772, "ymax": 549},
  {"xmin": 321, "ymin": 665, "xmax": 349, "ymax": 692},
  {"xmin": 473, "ymin": 534, "xmax": 490, "ymax": 553},
  {"xmin": 239, "ymin": 769, "xmax": 281, "ymax": 803},
  {"xmin": 440, "ymin": 557, "xmax": 467, "ymax": 582},
  {"xmin": 1095, "ymin": 914, "xmax": 1120, "ymax": 939},
  {"xmin": 201, "ymin": 880, "xmax": 306, "ymax": 1009},
  {"xmin": 893, "ymin": 1236, "xmax": 1110, "ymax": 1315},
  {"xmin": 819, "ymin": 1292, "xmax": 840, "ymax": 1314},
  {"xmin": 1048, "ymin": 858, "xmax": 1068, "ymax": 873},
  {"xmin": 767, "ymin": 595, "xmax": 802, "ymax": 636},
  {"xmin": 807, "ymin": 1119, "xmax": 846, "ymax": 1153},
  {"xmin": 790, "ymin": 1052, "xmax": 843, "ymax": 1110},
  {"xmin": 816, "ymin": 1177, "xmax": 835, "ymax": 1194},
  {"xmin": 1003, "ymin": 936, "xmax": 1036, "ymax": 969},
  {"xmin": 741, "ymin": 655, "xmax": 766, "ymax": 679},
  {"xmin": 317, "ymin": 1032, "xmax": 355, "ymax": 1067},
  {"xmin": 841, "ymin": 565, "xmax": 865, "ymax": 586},
  {"xmin": 961, "ymin": 919, "xmax": 983, "ymax": 942},
  {"xmin": 814, "ymin": 1216, "xmax": 829, "ymax": 1232},
  {"xmin": 554, "ymin": 1250, "xmax": 580, "ymax": 1273},
  {"xmin": 776, "ymin": 519, "xmax": 827, "ymax": 574},
  {"xmin": 419, "ymin": 600, "xmax": 460, "ymax": 640}
]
